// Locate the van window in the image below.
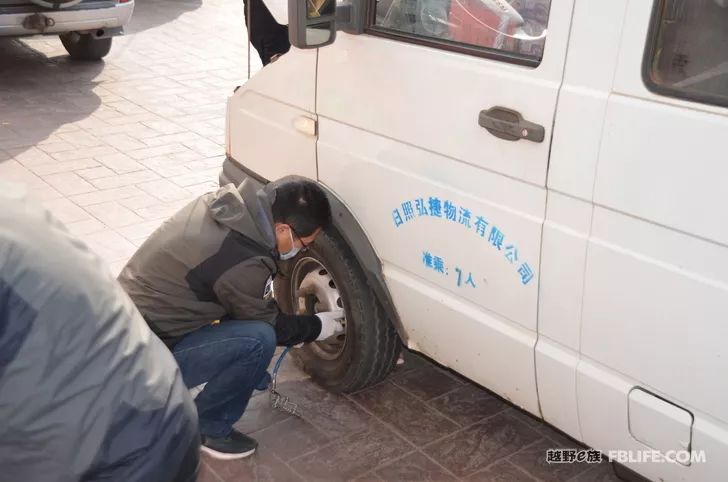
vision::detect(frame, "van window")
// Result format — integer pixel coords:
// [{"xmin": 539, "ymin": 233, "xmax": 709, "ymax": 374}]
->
[
  {"xmin": 372, "ymin": 0, "xmax": 551, "ymax": 65},
  {"xmin": 644, "ymin": 0, "xmax": 728, "ymax": 108}
]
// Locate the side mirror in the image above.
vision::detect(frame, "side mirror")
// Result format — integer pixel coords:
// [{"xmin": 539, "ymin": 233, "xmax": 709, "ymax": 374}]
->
[{"xmin": 288, "ymin": 0, "xmax": 337, "ymax": 49}]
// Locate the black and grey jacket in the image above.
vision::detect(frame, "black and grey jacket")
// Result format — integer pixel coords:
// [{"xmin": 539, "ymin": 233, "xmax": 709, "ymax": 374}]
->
[{"xmin": 117, "ymin": 179, "xmax": 321, "ymax": 348}]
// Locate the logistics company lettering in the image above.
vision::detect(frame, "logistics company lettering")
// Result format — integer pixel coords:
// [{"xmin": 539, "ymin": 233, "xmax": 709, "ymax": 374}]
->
[{"xmin": 392, "ymin": 196, "xmax": 534, "ymax": 285}]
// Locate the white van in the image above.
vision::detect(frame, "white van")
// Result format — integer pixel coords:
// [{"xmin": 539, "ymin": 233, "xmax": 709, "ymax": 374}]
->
[{"xmin": 221, "ymin": 1, "xmax": 728, "ymax": 480}]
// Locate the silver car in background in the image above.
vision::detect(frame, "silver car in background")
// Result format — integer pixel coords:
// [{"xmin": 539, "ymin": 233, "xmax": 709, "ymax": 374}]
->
[{"xmin": 0, "ymin": 0, "xmax": 133, "ymax": 60}]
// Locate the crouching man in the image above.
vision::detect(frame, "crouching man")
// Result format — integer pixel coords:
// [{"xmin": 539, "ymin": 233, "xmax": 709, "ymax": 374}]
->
[{"xmin": 118, "ymin": 179, "xmax": 344, "ymax": 459}]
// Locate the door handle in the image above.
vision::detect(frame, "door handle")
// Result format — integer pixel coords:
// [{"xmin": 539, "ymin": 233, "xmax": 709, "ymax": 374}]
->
[
  {"xmin": 478, "ymin": 106, "xmax": 545, "ymax": 143},
  {"xmin": 294, "ymin": 115, "xmax": 317, "ymax": 137}
]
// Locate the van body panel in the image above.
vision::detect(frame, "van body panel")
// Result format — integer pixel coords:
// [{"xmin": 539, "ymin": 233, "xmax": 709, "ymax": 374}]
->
[
  {"xmin": 547, "ymin": 0, "xmax": 627, "ymax": 201},
  {"xmin": 315, "ymin": 0, "xmax": 575, "ymax": 417},
  {"xmin": 227, "ymin": 49, "xmax": 318, "ymax": 180},
  {"xmin": 535, "ymin": 339, "xmax": 581, "ymax": 441},
  {"xmin": 577, "ymin": 1, "xmax": 728, "ymax": 479}
]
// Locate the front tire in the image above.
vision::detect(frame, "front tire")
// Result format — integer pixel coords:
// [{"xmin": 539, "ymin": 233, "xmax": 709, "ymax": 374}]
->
[
  {"xmin": 60, "ymin": 33, "xmax": 112, "ymax": 61},
  {"xmin": 274, "ymin": 230, "xmax": 401, "ymax": 393}
]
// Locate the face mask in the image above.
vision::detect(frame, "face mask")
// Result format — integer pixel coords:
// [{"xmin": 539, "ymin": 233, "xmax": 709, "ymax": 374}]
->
[{"xmin": 279, "ymin": 227, "xmax": 301, "ymax": 260}]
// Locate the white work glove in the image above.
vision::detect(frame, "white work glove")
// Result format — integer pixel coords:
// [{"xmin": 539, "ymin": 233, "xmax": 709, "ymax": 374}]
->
[{"xmin": 315, "ymin": 309, "xmax": 345, "ymax": 341}]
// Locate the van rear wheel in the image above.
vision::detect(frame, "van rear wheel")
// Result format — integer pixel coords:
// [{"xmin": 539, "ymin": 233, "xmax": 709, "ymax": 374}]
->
[
  {"xmin": 274, "ymin": 230, "xmax": 401, "ymax": 393},
  {"xmin": 60, "ymin": 33, "xmax": 112, "ymax": 61}
]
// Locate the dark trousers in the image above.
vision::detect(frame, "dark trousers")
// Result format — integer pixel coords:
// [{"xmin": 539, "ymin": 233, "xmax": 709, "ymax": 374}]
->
[
  {"xmin": 172, "ymin": 320, "xmax": 277, "ymax": 438},
  {"xmin": 244, "ymin": 0, "xmax": 291, "ymax": 65}
]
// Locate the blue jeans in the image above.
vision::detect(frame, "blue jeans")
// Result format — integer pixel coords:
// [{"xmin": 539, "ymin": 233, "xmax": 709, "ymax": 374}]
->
[{"xmin": 172, "ymin": 320, "xmax": 276, "ymax": 438}]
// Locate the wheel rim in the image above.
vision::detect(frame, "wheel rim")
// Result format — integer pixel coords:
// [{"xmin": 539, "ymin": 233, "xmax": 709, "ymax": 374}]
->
[{"xmin": 290, "ymin": 256, "xmax": 347, "ymax": 360}]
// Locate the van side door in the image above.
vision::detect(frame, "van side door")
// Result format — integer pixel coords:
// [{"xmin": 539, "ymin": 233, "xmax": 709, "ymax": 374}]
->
[{"xmin": 316, "ymin": 0, "xmax": 574, "ymax": 415}]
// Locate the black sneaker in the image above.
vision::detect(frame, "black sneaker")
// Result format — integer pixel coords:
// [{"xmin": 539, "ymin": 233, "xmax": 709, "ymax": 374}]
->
[{"xmin": 200, "ymin": 429, "xmax": 258, "ymax": 460}]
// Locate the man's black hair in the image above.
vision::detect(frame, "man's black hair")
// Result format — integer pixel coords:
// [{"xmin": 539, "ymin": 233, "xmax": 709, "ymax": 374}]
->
[{"xmin": 271, "ymin": 180, "xmax": 332, "ymax": 237}]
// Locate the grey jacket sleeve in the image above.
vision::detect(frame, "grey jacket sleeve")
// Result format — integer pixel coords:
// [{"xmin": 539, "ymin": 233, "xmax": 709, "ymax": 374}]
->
[
  {"xmin": 0, "ymin": 185, "xmax": 199, "ymax": 482},
  {"xmin": 213, "ymin": 257, "xmax": 322, "ymax": 345}
]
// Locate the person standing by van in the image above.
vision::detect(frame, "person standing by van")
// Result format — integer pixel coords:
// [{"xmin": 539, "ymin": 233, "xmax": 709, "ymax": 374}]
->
[{"xmin": 244, "ymin": 0, "xmax": 290, "ymax": 65}]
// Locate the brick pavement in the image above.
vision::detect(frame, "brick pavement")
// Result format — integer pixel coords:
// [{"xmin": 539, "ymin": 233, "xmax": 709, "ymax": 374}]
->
[
  {"xmin": 199, "ymin": 349, "xmax": 621, "ymax": 481},
  {"xmin": 1, "ymin": 1, "xmax": 622, "ymax": 480},
  {"xmin": 1, "ymin": 0, "xmax": 262, "ymax": 274}
]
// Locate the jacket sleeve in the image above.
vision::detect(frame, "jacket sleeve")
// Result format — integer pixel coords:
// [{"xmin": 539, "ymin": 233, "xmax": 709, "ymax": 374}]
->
[
  {"xmin": 213, "ymin": 258, "xmax": 322, "ymax": 345},
  {"xmin": 0, "ymin": 188, "xmax": 199, "ymax": 481}
]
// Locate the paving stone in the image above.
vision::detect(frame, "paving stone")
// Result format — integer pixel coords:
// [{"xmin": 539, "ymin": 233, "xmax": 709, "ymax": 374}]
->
[
  {"xmin": 233, "ymin": 392, "xmax": 292, "ymax": 436},
  {"xmin": 30, "ymin": 158, "xmax": 99, "ymax": 176},
  {"xmin": 351, "ymin": 473, "xmax": 384, "ymax": 482},
  {"xmin": 42, "ymin": 197, "xmax": 92, "ymax": 224},
  {"xmin": 253, "ymin": 416, "xmax": 330, "ymax": 462},
  {"xmin": 509, "ymin": 439, "xmax": 592, "ymax": 482},
  {"xmin": 390, "ymin": 364, "xmax": 463, "ymax": 401},
  {"xmin": 103, "ymin": 133, "xmax": 148, "ymax": 151},
  {"xmin": 183, "ymin": 137, "xmax": 223, "ymax": 157},
  {"xmin": 427, "ymin": 384, "xmax": 509, "ymax": 427},
  {"xmin": 115, "ymin": 219, "xmax": 165, "ymax": 242},
  {"xmin": 70, "ymin": 186, "xmax": 147, "ymax": 206},
  {"xmin": 570, "ymin": 462, "xmax": 621, "ymax": 482},
  {"xmin": 95, "ymin": 152, "xmax": 146, "ymax": 174},
  {"xmin": 142, "ymin": 119, "xmax": 188, "ymax": 135},
  {"xmin": 76, "ymin": 166, "xmax": 116, "ymax": 180},
  {"xmin": 9, "ymin": 146, "xmax": 56, "ymax": 167},
  {"xmin": 38, "ymin": 141, "xmax": 76, "ymax": 158},
  {"xmin": 169, "ymin": 167, "xmax": 220, "ymax": 187},
  {"xmin": 375, "ymin": 452, "xmax": 458, "ymax": 481},
  {"xmin": 143, "ymin": 132, "xmax": 203, "ymax": 148},
  {"xmin": 466, "ymin": 460, "xmax": 538, "ymax": 481},
  {"xmin": 184, "ymin": 155, "xmax": 226, "ymax": 172},
  {"xmin": 51, "ymin": 146, "xmax": 117, "ymax": 162},
  {"xmin": 89, "ymin": 169, "xmax": 160, "ymax": 190},
  {"xmin": 425, "ymin": 413, "xmax": 542, "ymax": 477},
  {"xmin": 58, "ymin": 130, "xmax": 103, "ymax": 148},
  {"xmin": 351, "ymin": 382, "xmax": 459, "ymax": 447},
  {"xmin": 127, "ymin": 143, "xmax": 190, "ymax": 160},
  {"xmin": 134, "ymin": 199, "xmax": 190, "ymax": 221},
  {"xmin": 64, "ymin": 218, "xmax": 108, "ymax": 236},
  {"xmin": 118, "ymin": 192, "xmax": 162, "ymax": 210},
  {"xmin": 204, "ymin": 451, "xmax": 303, "ymax": 482},
  {"xmin": 83, "ymin": 229, "xmax": 138, "ymax": 264},
  {"xmin": 138, "ymin": 178, "xmax": 192, "ymax": 202},
  {"xmin": 289, "ymin": 422, "xmax": 412, "ymax": 481},
  {"xmin": 85, "ymin": 201, "xmax": 145, "ymax": 228},
  {"xmin": 197, "ymin": 462, "xmax": 223, "ymax": 482},
  {"xmin": 44, "ymin": 172, "xmax": 97, "ymax": 195},
  {"xmin": 185, "ymin": 181, "xmax": 219, "ymax": 197},
  {"xmin": 391, "ymin": 349, "xmax": 431, "ymax": 374},
  {"xmin": 139, "ymin": 155, "xmax": 194, "ymax": 177},
  {"xmin": 273, "ymin": 379, "xmax": 372, "ymax": 440},
  {"xmin": 106, "ymin": 113, "xmax": 164, "ymax": 127}
]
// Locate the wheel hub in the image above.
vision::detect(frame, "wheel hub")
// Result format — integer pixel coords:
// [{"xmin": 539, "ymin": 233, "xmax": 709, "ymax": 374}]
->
[{"xmin": 291, "ymin": 258, "xmax": 346, "ymax": 360}]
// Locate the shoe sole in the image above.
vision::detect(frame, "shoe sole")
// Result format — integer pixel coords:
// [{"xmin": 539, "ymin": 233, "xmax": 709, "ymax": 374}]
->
[{"xmin": 200, "ymin": 444, "xmax": 256, "ymax": 460}]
